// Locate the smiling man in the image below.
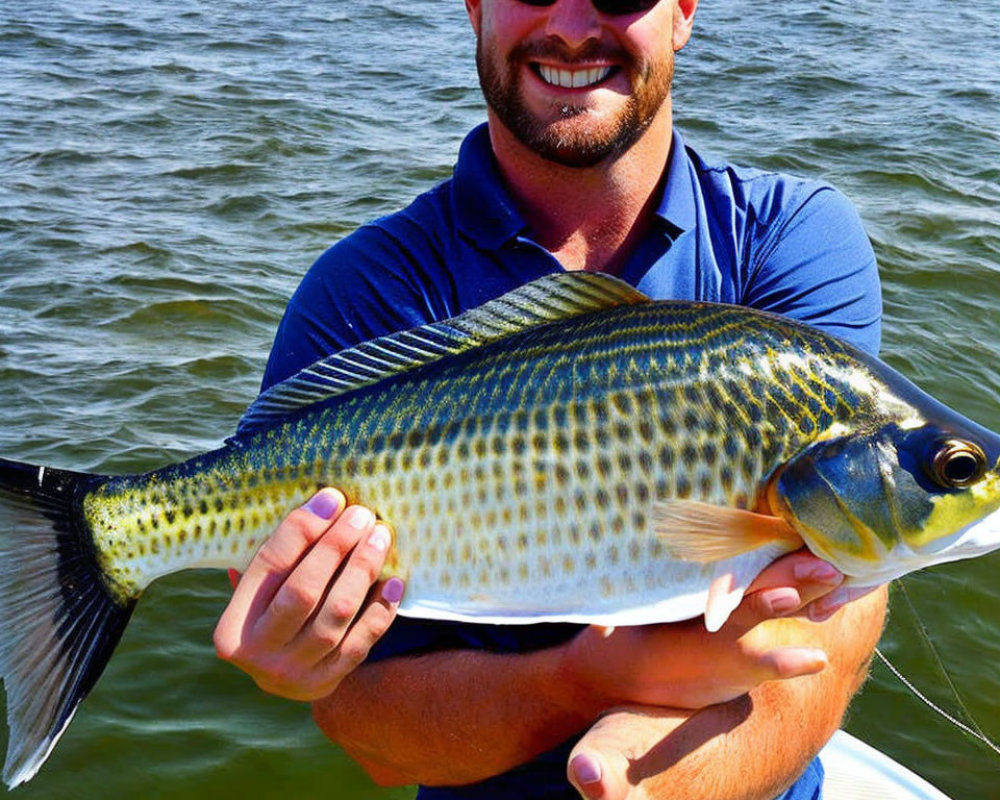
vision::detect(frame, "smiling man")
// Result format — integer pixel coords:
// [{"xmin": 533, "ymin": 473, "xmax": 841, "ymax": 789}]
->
[
  {"xmin": 215, "ymin": 1, "xmax": 888, "ymax": 798},
  {"xmin": 477, "ymin": 0, "xmax": 674, "ymax": 169}
]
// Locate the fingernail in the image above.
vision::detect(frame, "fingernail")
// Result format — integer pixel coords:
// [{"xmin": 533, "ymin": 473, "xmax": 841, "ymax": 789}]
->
[
  {"xmin": 808, "ymin": 648, "xmax": 829, "ymax": 668},
  {"xmin": 382, "ymin": 577, "xmax": 405, "ymax": 604},
  {"xmin": 369, "ymin": 524, "xmax": 392, "ymax": 553},
  {"xmin": 790, "ymin": 647, "xmax": 829, "ymax": 673},
  {"xmin": 570, "ymin": 753, "xmax": 602, "ymax": 787},
  {"xmin": 344, "ymin": 505, "xmax": 375, "ymax": 529},
  {"xmin": 801, "ymin": 648, "xmax": 829, "ymax": 672},
  {"xmin": 305, "ymin": 489, "xmax": 343, "ymax": 519},
  {"xmin": 763, "ymin": 588, "xmax": 800, "ymax": 616},
  {"xmin": 793, "ymin": 560, "xmax": 842, "ymax": 585}
]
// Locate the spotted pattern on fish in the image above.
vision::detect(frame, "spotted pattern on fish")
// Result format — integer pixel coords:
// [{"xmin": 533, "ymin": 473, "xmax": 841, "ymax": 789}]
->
[{"xmin": 84, "ymin": 301, "xmax": 890, "ymax": 616}]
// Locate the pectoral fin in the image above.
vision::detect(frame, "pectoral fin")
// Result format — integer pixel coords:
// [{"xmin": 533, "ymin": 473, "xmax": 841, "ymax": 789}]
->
[{"xmin": 654, "ymin": 500, "xmax": 803, "ymax": 562}]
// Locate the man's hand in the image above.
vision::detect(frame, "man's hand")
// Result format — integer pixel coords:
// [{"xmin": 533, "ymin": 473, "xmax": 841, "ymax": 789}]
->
[
  {"xmin": 564, "ymin": 553, "xmax": 888, "ymax": 800},
  {"xmin": 314, "ymin": 550, "xmax": 886, "ymax": 790},
  {"xmin": 559, "ymin": 550, "xmax": 847, "ymax": 712},
  {"xmin": 214, "ymin": 488, "xmax": 404, "ymax": 701}
]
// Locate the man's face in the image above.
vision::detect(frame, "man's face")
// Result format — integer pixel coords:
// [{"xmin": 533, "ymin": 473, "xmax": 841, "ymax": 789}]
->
[{"xmin": 470, "ymin": 0, "xmax": 694, "ymax": 168}]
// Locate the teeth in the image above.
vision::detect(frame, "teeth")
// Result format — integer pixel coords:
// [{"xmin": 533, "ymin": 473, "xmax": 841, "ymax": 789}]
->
[{"xmin": 537, "ymin": 65, "xmax": 612, "ymax": 89}]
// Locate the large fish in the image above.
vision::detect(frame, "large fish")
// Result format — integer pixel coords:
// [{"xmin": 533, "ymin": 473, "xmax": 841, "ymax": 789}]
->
[{"xmin": 2, "ymin": 272, "xmax": 1000, "ymax": 786}]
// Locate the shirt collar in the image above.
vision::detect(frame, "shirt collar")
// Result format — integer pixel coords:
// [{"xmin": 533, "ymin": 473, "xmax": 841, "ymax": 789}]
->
[
  {"xmin": 452, "ymin": 123, "xmax": 530, "ymax": 250},
  {"xmin": 452, "ymin": 123, "xmax": 696, "ymax": 249},
  {"xmin": 653, "ymin": 127, "xmax": 696, "ymax": 239}
]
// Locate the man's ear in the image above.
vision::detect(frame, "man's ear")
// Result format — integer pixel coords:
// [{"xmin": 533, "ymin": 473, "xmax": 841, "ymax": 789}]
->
[
  {"xmin": 672, "ymin": 0, "xmax": 698, "ymax": 51},
  {"xmin": 466, "ymin": 0, "xmax": 482, "ymax": 36}
]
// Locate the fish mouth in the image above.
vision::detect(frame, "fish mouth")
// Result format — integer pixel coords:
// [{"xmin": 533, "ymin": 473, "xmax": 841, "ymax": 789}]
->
[
  {"xmin": 923, "ymin": 509, "xmax": 1000, "ymax": 560},
  {"xmin": 532, "ymin": 63, "xmax": 616, "ymax": 90},
  {"xmin": 854, "ymin": 508, "xmax": 1000, "ymax": 587}
]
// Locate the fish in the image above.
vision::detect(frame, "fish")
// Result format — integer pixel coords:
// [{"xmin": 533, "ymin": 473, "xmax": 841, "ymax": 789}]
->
[{"xmin": 2, "ymin": 271, "xmax": 1000, "ymax": 786}]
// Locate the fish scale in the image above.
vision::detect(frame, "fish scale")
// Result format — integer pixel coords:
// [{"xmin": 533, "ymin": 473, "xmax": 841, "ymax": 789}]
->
[
  {"xmin": 5, "ymin": 272, "xmax": 1000, "ymax": 786},
  {"xmin": 88, "ymin": 295, "xmax": 868, "ymax": 620}
]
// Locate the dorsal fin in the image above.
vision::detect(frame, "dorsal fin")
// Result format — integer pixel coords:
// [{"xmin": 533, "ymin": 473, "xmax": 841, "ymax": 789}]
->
[{"xmin": 235, "ymin": 272, "xmax": 648, "ymax": 436}]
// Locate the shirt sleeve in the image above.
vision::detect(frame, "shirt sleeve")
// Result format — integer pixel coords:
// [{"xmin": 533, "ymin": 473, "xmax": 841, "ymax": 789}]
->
[
  {"xmin": 742, "ymin": 183, "xmax": 882, "ymax": 357},
  {"xmin": 261, "ymin": 219, "xmax": 459, "ymax": 391}
]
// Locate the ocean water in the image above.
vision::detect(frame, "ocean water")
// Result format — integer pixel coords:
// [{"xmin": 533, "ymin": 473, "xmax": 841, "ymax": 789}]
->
[{"xmin": 1, "ymin": 1, "xmax": 999, "ymax": 797}]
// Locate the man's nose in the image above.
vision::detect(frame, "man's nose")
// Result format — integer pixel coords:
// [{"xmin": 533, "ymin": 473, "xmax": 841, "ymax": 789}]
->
[{"xmin": 542, "ymin": 0, "xmax": 603, "ymax": 52}]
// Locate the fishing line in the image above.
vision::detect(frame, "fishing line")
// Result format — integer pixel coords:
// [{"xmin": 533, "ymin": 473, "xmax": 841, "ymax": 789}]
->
[
  {"xmin": 896, "ymin": 579, "xmax": 988, "ymax": 745},
  {"xmin": 873, "ymin": 648, "xmax": 1000, "ymax": 757},
  {"xmin": 876, "ymin": 579, "xmax": 1000, "ymax": 757}
]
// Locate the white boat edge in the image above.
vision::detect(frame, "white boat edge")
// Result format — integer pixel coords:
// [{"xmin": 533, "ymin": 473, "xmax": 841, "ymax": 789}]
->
[{"xmin": 820, "ymin": 730, "xmax": 954, "ymax": 799}]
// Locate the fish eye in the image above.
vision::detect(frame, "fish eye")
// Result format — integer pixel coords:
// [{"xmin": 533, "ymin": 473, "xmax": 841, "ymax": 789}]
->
[{"xmin": 928, "ymin": 439, "xmax": 987, "ymax": 488}]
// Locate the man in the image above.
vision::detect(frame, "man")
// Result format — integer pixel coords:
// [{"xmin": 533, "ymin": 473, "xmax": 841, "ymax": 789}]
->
[{"xmin": 216, "ymin": 0, "xmax": 888, "ymax": 797}]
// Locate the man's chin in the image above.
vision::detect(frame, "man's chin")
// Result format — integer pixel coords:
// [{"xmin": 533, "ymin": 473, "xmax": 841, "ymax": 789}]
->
[
  {"xmin": 532, "ymin": 142, "xmax": 617, "ymax": 169},
  {"xmin": 516, "ymin": 123, "xmax": 636, "ymax": 169}
]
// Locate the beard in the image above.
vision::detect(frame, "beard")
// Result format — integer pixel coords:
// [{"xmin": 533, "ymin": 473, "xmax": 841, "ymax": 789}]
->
[{"xmin": 477, "ymin": 37, "xmax": 673, "ymax": 168}]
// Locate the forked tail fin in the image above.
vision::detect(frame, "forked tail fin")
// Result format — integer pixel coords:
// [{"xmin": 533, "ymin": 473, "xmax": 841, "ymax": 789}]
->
[{"xmin": 0, "ymin": 458, "xmax": 136, "ymax": 787}]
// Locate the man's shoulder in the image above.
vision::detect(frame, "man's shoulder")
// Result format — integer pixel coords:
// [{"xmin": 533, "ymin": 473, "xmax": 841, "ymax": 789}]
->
[
  {"xmin": 337, "ymin": 179, "xmax": 456, "ymax": 256},
  {"xmin": 685, "ymin": 143, "xmax": 801, "ymax": 185},
  {"xmin": 299, "ymin": 181, "xmax": 461, "ymax": 324},
  {"xmin": 679, "ymin": 136, "xmax": 868, "ymax": 264},
  {"xmin": 683, "ymin": 139, "xmax": 839, "ymax": 221}
]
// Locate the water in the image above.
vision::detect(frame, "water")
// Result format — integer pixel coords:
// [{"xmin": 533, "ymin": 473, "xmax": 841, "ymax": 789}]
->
[{"xmin": 1, "ymin": 0, "xmax": 999, "ymax": 797}]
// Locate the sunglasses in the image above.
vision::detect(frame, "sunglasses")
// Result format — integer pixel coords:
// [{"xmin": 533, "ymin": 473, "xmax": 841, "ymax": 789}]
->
[{"xmin": 514, "ymin": 0, "xmax": 660, "ymax": 16}]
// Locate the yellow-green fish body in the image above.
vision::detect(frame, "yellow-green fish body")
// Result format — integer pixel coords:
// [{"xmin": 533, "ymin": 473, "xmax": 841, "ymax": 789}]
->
[
  {"xmin": 3, "ymin": 273, "xmax": 1000, "ymax": 786},
  {"xmin": 89, "ymin": 299, "xmax": 813, "ymax": 625}
]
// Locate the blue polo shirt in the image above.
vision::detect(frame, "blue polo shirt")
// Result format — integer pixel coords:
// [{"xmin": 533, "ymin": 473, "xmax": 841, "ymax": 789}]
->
[{"xmin": 262, "ymin": 123, "xmax": 881, "ymax": 800}]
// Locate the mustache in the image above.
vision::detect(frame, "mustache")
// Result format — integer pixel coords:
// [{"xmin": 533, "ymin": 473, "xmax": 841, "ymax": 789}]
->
[{"xmin": 509, "ymin": 38, "xmax": 631, "ymax": 66}]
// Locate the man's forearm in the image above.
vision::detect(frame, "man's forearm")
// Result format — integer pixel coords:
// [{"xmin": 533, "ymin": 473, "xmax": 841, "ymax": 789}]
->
[
  {"xmin": 592, "ymin": 676, "xmax": 842, "ymax": 800},
  {"xmin": 570, "ymin": 587, "xmax": 889, "ymax": 800},
  {"xmin": 312, "ymin": 567, "xmax": 887, "ymax": 791},
  {"xmin": 312, "ymin": 644, "xmax": 599, "ymax": 786},
  {"xmin": 654, "ymin": 590, "xmax": 888, "ymax": 800}
]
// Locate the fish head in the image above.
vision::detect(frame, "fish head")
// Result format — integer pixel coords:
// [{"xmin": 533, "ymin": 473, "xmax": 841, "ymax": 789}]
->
[{"xmin": 772, "ymin": 417, "xmax": 1000, "ymax": 586}]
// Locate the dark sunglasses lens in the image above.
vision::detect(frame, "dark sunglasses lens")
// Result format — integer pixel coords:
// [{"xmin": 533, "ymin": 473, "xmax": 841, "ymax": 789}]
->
[
  {"xmin": 592, "ymin": 0, "xmax": 659, "ymax": 13},
  {"xmin": 515, "ymin": 0, "xmax": 660, "ymax": 13}
]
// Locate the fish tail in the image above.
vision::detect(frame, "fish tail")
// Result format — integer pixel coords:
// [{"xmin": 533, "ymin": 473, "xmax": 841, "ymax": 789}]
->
[{"xmin": 0, "ymin": 457, "xmax": 136, "ymax": 787}]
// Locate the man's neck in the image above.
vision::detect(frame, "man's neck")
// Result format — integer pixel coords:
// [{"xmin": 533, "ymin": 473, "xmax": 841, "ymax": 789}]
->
[{"xmin": 487, "ymin": 104, "xmax": 673, "ymax": 275}]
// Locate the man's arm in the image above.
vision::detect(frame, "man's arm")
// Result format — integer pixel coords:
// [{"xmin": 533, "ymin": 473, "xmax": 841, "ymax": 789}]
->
[
  {"xmin": 317, "ymin": 644, "xmax": 595, "ymax": 786},
  {"xmin": 566, "ymin": 587, "xmax": 887, "ymax": 800},
  {"xmin": 311, "ymin": 551, "xmax": 864, "ymax": 787}
]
